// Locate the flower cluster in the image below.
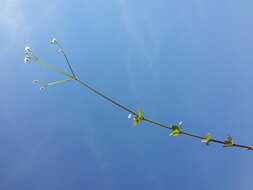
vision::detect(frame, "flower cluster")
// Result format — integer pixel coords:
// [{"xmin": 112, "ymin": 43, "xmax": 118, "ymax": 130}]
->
[
  {"xmin": 24, "ymin": 46, "xmax": 31, "ymax": 64},
  {"xmin": 24, "ymin": 38, "xmax": 77, "ymax": 92}
]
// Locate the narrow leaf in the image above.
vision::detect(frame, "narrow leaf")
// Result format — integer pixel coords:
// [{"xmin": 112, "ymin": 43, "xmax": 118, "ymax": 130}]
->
[
  {"xmin": 224, "ymin": 136, "xmax": 233, "ymax": 148},
  {"xmin": 137, "ymin": 109, "xmax": 144, "ymax": 120},
  {"xmin": 133, "ymin": 117, "xmax": 140, "ymax": 127},
  {"xmin": 170, "ymin": 125, "xmax": 181, "ymax": 137},
  {"xmin": 201, "ymin": 133, "xmax": 212, "ymax": 146}
]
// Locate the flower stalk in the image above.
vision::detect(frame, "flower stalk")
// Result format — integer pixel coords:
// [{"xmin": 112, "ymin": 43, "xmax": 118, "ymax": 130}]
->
[{"xmin": 24, "ymin": 38, "xmax": 253, "ymax": 151}]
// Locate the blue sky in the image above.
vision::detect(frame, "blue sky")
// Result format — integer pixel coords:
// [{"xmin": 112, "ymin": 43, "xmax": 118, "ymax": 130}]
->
[{"xmin": 1, "ymin": 0, "xmax": 253, "ymax": 189}]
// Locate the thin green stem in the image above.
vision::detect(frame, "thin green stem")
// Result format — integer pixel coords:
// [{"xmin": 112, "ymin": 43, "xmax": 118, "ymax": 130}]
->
[
  {"xmin": 56, "ymin": 43, "xmax": 76, "ymax": 78},
  {"xmin": 73, "ymin": 78, "xmax": 253, "ymax": 151},
  {"xmin": 47, "ymin": 78, "xmax": 72, "ymax": 86},
  {"xmin": 75, "ymin": 78, "xmax": 137, "ymax": 116},
  {"xmin": 32, "ymin": 55, "xmax": 73, "ymax": 78},
  {"xmin": 143, "ymin": 118, "xmax": 171, "ymax": 129},
  {"xmin": 62, "ymin": 52, "xmax": 76, "ymax": 78},
  {"xmin": 30, "ymin": 45, "xmax": 253, "ymax": 151}
]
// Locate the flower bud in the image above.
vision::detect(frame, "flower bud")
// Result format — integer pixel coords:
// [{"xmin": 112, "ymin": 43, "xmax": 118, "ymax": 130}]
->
[
  {"xmin": 40, "ymin": 86, "xmax": 47, "ymax": 91},
  {"xmin": 50, "ymin": 38, "xmax": 57, "ymax": 44},
  {"xmin": 32, "ymin": 80, "xmax": 39, "ymax": 84}
]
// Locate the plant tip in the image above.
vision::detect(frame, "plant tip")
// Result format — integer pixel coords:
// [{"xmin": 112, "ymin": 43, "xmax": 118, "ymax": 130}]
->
[{"xmin": 50, "ymin": 38, "xmax": 57, "ymax": 44}]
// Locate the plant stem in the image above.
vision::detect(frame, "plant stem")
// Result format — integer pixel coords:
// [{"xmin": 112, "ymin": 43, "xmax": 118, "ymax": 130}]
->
[
  {"xmin": 31, "ymin": 45, "xmax": 253, "ymax": 151},
  {"xmin": 73, "ymin": 77, "xmax": 252, "ymax": 150}
]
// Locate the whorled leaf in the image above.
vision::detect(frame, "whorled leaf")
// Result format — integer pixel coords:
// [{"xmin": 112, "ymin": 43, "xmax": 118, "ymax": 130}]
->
[
  {"xmin": 224, "ymin": 136, "xmax": 233, "ymax": 148},
  {"xmin": 201, "ymin": 133, "xmax": 212, "ymax": 146},
  {"xmin": 137, "ymin": 109, "xmax": 144, "ymax": 120},
  {"xmin": 133, "ymin": 117, "xmax": 140, "ymax": 126},
  {"xmin": 132, "ymin": 108, "xmax": 144, "ymax": 127},
  {"xmin": 170, "ymin": 123, "xmax": 182, "ymax": 137}
]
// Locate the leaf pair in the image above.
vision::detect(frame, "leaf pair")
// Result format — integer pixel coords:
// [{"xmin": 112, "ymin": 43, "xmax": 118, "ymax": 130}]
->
[
  {"xmin": 202, "ymin": 133, "xmax": 212, "ymax": 146},
  {"xmin": 132, "ymin": 109, "xmax": 144, "ymax": 127},
  {"xmin": 169, "ymin": 122, "xmax": 182, "ymax": 137},
  {"xmin": 224, "ymin": 136, "xmax": 233, "ymax": 148}
]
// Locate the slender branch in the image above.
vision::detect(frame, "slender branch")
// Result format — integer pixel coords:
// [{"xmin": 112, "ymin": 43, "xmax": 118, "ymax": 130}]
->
[
  {"xmin": 32, "ymin": 54, "xmax": 73, "ymax": 78},
  {"xmin": 143, "ymin": 118, "xmax": 171, "ymax": 129},
  {"xmin": 47, "ymin": 78, "xmax": 72, "ymax": 86},
  {"xmin": 56, "ymin": 43, "xmax": 77, "ymax": 78},
  {"xmin": 75, "ymin": 78, "xmax": 137, "ymax": 116},
  {"xmin": 73, "ymin": 78, "xmax": 253, "ymax": 150},
  {"xmin": 62, "ymin": 52, "xmax": 76, "ymax": 78},
  {"xmin": 25, "ymin": 43, "xmax": 253, "ymax": 151}
]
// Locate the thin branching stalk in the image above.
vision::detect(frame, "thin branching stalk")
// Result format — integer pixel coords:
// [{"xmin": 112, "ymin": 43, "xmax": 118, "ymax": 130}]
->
[{"xmin": 24, "ymin": 40, "xmax": 253, "ymax": 151}]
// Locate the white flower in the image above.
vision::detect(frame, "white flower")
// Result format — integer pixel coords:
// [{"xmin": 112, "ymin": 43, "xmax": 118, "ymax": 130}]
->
[
  {"xmin": 178, "ymin": 121, "xmax": 183, "ymax": 126},
  {"xmin": 50, "ymin": 38, "xmax": 57, "ymax": 44},
  {"xmin": 128, "ymin": 114, "xmax": 132, "ymax": 119},
  {"xmin": 40, "ymin": 86, "xmax": 47, "ymax": 91},
  {"xmin": 24, "ymin": 57, "xmax": 30, "ymax": 64},
  {"xmin": 25, "ymin": 46, "xmax": 31, "ymax": 52},
  {"xmin": 24, "ymin": 46, "xmax": 31, "ymax": 54},
  {"xmin": 32, "ymin": 80, "xmax": 39, "ymax": 84}
]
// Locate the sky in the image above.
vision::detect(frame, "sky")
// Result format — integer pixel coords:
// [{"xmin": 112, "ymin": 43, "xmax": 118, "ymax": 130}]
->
[{"xmin": 1, "ymin": 0, "xmax": 253, "ymax": 189}]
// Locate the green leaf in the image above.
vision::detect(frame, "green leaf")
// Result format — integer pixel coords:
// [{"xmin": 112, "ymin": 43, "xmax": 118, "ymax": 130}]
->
[
  {"xmin": 69, "ymin": 75, "xmax": 76, "ymax": 80},
  {"xmin": 132, "ymin": 108, "xmax": 144, "ymax": 127},
  {"xmin": 133, "ymin": 117, "xmax": 140, "ymax": 127},
  {"xmin": 170, "ymin": 125, "xmax": 181, "ymax": 137},
  {"xmin": 224, "ymin": 136, "xmax": 233, "ymax": 148},
  {"xmin": 137, "ymin": 109, "xmax": 144, "ymax": 120},
  {"xmin": 202, "ymin": 133, "xmax": 212, "ymax": 146}
]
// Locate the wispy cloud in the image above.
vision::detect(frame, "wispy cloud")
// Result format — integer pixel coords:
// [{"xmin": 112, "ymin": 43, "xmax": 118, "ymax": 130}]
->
[
  {"xmin": 0, "ymin": 0, "xmax": 30, "ymax": 54},
  {"xmin": 119, "ymin": 0, "xmax": 157, "ymax": 69},
  {"xmin": 119, "ymin": 0, "xmax": 161, "ymax": 103},
  {"xmin": 0, "ymin": 0, "xmax": 25, "ymax": 30}
]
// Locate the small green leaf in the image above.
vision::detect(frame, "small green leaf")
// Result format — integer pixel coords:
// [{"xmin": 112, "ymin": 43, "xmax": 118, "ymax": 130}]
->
[
  {"xmin": 133, "ymin": 117, "xmax": 140, "ymax": 127},
  {"xmin": 170, "ymin": 125, "xmax": 181, "ymax": 137},
  {"xmin": 224, "ymin": 136, "xmax": 233, "ymax": 148},
  {"xmin": 137, "ymin": 109, "xmax": 144, "ymax": 120},
  {"xmin": 69, "ymin": 75, "xmax": 76, "ymax": 80},
  {"xmin": 202, "ymin": 133, "xmax": 212, "ymax": 146},
  {"xmin": 132, "ymin": 108, "xmax": 144, "ymax": 127}
]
